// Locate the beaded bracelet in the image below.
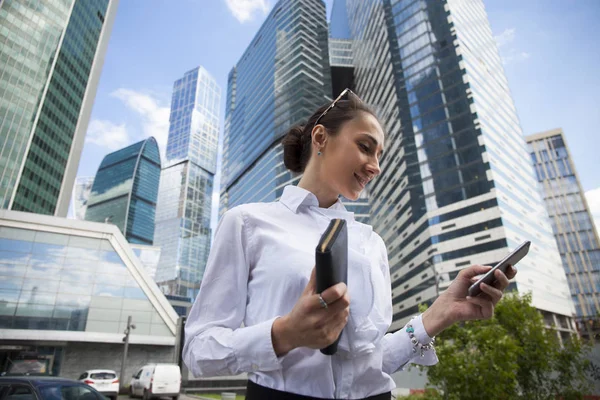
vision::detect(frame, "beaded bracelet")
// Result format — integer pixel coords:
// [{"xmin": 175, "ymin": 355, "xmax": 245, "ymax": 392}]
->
[{"xmin": 406, "ymin": 322, "xmax": 436, "ymax": 358}]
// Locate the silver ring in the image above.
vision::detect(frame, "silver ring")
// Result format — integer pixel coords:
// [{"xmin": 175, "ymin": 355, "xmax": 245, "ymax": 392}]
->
[{"xmin": 318, "ymin": 294, "xmax": 328, "ymax": 309}]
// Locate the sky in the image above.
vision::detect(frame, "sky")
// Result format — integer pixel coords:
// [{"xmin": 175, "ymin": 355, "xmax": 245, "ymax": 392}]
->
[{"xmin": 76, "ymin": 0, "xmax": 600, "ymax": 230}]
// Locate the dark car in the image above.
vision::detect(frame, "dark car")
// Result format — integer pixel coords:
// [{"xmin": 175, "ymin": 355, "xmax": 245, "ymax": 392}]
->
[{"xmin": 0, "ymin": 377, "xmax": 109, "ymax": 400}]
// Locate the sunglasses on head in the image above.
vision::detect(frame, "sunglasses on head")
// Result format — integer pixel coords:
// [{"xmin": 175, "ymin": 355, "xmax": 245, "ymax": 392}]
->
[{"xmin": 313, "ymin": 88, "xmax": 362, "ymax": 130}]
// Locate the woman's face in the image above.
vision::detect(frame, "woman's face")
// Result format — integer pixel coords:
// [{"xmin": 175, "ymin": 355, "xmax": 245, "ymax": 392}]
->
[{"xmin": 321, "ymin": 112, "xmax": 385, "ymax": 201}]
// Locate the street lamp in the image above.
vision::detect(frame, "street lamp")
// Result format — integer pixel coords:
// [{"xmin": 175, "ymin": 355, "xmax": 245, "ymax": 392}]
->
[{"xmin": 119, "ymin": 316, "xmax": 135, "ymax": 393}]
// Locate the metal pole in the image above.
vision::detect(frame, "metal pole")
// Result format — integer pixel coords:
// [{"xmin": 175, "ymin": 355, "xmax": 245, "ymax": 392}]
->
[{"xmin": 119, "ymin": 316, "xmax": 134, "ymax": 393}]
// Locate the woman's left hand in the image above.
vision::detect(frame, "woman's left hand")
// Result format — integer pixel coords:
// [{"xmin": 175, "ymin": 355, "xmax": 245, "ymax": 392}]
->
[{"xmin": 422, "ymin": 264, "xmax": 517, "ymax": 337}]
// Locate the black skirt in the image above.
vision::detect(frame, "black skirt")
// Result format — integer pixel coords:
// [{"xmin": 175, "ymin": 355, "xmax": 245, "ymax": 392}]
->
[{"xmin": 246, "ymin": 379, "xmax": 392, "ymax": 400}]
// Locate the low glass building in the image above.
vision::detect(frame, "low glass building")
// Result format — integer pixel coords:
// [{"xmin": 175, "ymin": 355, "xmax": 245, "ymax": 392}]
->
[
  {"xmin": 0, "ymin": 209, "xmax": 178, "ymax": 378},
  {"xmin": 85, "ymin": 137, "xmax": 161, "ymax": 245}
]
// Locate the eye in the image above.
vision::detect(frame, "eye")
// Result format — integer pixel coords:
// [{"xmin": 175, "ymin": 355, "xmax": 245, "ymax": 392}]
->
[{"xmin": 358, "ymin": 143, "xmax": 370, "ymax": 153}]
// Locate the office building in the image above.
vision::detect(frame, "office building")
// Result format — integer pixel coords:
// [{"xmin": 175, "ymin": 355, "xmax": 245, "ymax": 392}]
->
[
  {"xmin": 334, "ymin": 0, "xmax": 575, "ymax": 337},
  {"xmin": 154, "ymin": 67, "xmax": 220, "ymax": 303},
  {"xmin": 70, "ymin": 176, "xmax": 94, "ymax": 220},
  {"xmin": 85, "ymin": 137, "xmax": 161, "ymax": 246},
  {"xmin": 0, "ymin": 209, "xmax": 178, "ymax": 378},
  {"xmin": 0, "ymin": 0, "xmax": 118, "ymax": 217},
  {"xmin": 527, "ymin": 128, "xmax": 600, "ymax": 341},
  {"xmin": 220, "ymin": 0, "xmax": 332, "ymax": 214}
]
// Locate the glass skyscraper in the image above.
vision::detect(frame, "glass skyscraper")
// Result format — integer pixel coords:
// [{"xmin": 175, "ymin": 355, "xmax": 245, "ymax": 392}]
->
[
  {"xmin": 333, "ymin": 0, "xmax": 575, "ymax": 338},
  {"xmin": 221, "ymin": 0, "xmax": 331, "ymax": 214},
  {"xmin": 527, "ymin": 128, "xmax": 600, "ymax": 341},
  {"xmin": 154, "ymin": 67, "xmax": 220, "ymax": 302},
  {"xmin": 85, "ymin": 137, "xmax": 161, "ymax": 246},
  {"xmin": 0, "ymin": 0, "xmax": 118, "ymax": 217},
  {"xmin": 70, "ymin": 176, "xmax": 94, "ymax": 220}
]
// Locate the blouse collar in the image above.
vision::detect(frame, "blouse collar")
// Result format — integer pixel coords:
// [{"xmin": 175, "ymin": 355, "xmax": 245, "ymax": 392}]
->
[{"xmin": 279, "ymin": 185, "xmax": 353, "ymax": 219}]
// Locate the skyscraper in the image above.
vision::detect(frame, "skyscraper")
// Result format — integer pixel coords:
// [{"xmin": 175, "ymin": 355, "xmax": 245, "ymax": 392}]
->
[
  {"xmin": 527, "ymin": 128, "xmax": 600, "ymax": 341},
  {"xmin": 221, "ymin": 0, "xmax": 331, "ymax": 214},
  {"xmin": 334, "ymin": 0, "xmax": 575, "ymax": 337},
  {"xmin": 85, "ymin": 137, "xmax": 161, "ymax": 246},
  {"xmin": 70, "ymin": 176, "xmax": 94, "ymax": 220},
  {"xmin": 154, "ymin": 67, "xmax": 220, "ymax": 302},
  {"xmin": 0, "ymin": 0, "xmax": 118, "ymax": 217}
]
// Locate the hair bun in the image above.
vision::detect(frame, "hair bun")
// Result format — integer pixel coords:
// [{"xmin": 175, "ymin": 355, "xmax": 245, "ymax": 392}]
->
[{"xmin": 282, "ymin": 125, "xmax": 307, "ymax": 173}]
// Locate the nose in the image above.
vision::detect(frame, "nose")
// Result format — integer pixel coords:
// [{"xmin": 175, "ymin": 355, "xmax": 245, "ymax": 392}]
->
[{"xmin": 366, "ymin": 156, "xmax": 381, "ymax": 178}]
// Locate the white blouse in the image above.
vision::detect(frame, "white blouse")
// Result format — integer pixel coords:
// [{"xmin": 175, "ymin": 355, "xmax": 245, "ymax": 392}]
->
[{"xmin": 183, "ymin": 185, "xmax": 438, "ymax": 399}]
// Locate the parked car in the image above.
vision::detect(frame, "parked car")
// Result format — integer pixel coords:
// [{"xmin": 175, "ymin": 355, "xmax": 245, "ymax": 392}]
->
[
  {"xmin": 129, "ymin": 364, "xmax": 180, "ymax": 400},
  {"xmin": 0, "ymin": 376, "xmax": 108, "ymax": 400},
  {"xmin": 78, "ymin": 370, "xmax": 119, "ymax": 400}
]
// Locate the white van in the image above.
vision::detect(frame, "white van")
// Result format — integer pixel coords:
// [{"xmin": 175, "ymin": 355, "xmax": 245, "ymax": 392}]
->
[{"xmin": 129, "ymin": 363, "xmax": 181, "ymax": 400}]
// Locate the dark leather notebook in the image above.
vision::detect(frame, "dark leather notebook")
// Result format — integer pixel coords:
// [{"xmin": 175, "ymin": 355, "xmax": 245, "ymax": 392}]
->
[{"xmin": 315, "ymin": 218, "xmax": 348, "ymax": 356}]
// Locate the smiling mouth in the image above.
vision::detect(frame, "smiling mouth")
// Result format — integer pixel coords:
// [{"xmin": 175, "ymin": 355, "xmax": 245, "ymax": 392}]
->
[{"xmin": 354, "ymin": 173, "xmax": 368, "ymax": 188}]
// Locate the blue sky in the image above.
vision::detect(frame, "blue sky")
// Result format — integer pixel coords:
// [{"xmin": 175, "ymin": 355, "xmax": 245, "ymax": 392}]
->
[{"xmin": 77, "ymin": 0, "xmax": 600, "ymax": 228}]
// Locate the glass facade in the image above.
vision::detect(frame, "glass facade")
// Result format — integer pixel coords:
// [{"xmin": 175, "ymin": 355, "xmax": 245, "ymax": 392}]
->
[
  {"xmin": 154, "ymin": 67, "xmax": 220, "ymax": 301},
  {"xmin": 0, "ymin": 0, "xmax": 116, "ymax": 216},
  {"xmin": 85, "ymin": 137, "xmax": 161, "ymax": 245},
  {"xmin": 527, "ymin": 129, "xmax": 600, "ymax": 341},
  {"xmin": 70, "ymin": 176, "xmax": 94, "ymax": 220},
  {"xmin": 0, "ymin": 225, "xmax": 172, "ymax": 336},
  {"xmin": 338, "ymin": 0, "xmax": 574, "ymax": 332},
  {"xmin": 221, "ymin": 0, "xmax": 331, "ymax": 214},
  {"xmin": 131, "ymin": 244, "xmax": 161, "ymax": 280},
  {"xmin": 329, "ymin": 39, "xmax": 353, "ymax": 67}
]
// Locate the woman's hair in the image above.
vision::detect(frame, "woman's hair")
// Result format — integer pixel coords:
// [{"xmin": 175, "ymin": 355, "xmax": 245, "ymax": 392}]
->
[{"xmin": 282, "ymin": 92, "xmax": 378, "ymax": 173}]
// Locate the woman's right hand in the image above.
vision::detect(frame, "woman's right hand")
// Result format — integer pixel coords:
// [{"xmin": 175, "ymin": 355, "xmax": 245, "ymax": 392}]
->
[{"xmin": 271, "ymin": 267, "xmax": 350, "ymax": 356}]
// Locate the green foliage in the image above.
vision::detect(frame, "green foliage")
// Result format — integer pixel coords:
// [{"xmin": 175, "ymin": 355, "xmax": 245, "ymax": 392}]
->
[{"xmin": 415, "ymin": 293, "xmax": 592, "ymax": 400}]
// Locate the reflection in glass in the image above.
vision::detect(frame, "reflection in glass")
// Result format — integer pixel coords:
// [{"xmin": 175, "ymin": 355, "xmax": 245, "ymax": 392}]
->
[
  {"xmin": 59, "ymin": 269, "xmax": 92, "ymax": 283},
  {"xmin": 0, "ymin": 303, "xmax": 17, "ymax": 316},
  {"xmin": 29, "ymin": 254, "xmax": 64, "ymax": 269},
  {"xmin": 92, "ymin": 284, "xmax": 124, "ymax": 297},
  {"xmin": 100, "ymin": 262, "xmax": 128, "ymax": 276},
  {"xmin": 31, "ymin": 242, "xmax": 67, "ymax": 257},
  {"xmin": 0, "ymin": 239, "xmax": 33, "ymax": 253},
  {"xmin": 26, "ymin": 265, "xmax": 61, "ymax": 280},
  {"xmin": 62, "ymin": 258, "xmax": 97, "ymax": 273},
  {"xmin": 15, "ymin": 304, "xmax": 54, "ymax": 317},
  {"xmin": 100, "ymin": 250, "xmax": 125, "ymax": 265},
  {"xmin": 56, "ymin": 293, "xmax": 91, "ymax": 309},
  {"xmin": 20, "ymin": 278, "xmax": 59, "ymax": 293},
  {"xmin": 123, "ymin": 287, "xmax": 147, "ymax": 300},
  {"xmin": 0, "ymin": 250, "xmax": 31, "ymax": 264},
  {"xmin": 0, "ymin": 289, "xmax": 21, "ymax": 303},
  {"xmin": 18, "ymin": 290, "xmax": 57, "ymax": 305},
  {"xmin": 58, "ymin": 281, "xmax": 93, "ymax": 296},
  {"xmin": 66, "ymin": 247, "xmax": 101, "ymax": 261},
  {"xmin": 13, "ymin": 317, "xmax": 51, "ymax": 330},
  {"xmin": 0, "ymin": 276, "xmax": 23, "ymax": 290}
]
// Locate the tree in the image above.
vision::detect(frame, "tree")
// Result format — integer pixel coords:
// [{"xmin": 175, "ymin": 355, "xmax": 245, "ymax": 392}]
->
[{"xmin": 413, "ymin": 293, "xmax": 592, "ymax": 400}]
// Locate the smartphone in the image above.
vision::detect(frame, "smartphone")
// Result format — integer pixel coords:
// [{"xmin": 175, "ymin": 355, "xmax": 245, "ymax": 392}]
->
[{"xmin": 467, "ymin": 240, "xmax": 530, "ymax": 297}]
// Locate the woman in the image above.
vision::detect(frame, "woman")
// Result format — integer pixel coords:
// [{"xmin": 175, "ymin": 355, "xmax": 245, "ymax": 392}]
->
[{"xmin": 183, "ymin": 89, "xmax": 517, "ymax": 400}]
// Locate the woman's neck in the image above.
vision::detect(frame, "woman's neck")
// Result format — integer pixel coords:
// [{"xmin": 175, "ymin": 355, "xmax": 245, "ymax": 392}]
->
[{"xmin": 297, "ymin": 174, "xmax": 338, "ymax": 208}]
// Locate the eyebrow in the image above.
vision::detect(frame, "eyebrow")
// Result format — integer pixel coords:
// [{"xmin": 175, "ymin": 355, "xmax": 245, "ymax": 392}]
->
[{"xmin": 360, "ymin": 133, "xmax": 384, "ymax": 156}]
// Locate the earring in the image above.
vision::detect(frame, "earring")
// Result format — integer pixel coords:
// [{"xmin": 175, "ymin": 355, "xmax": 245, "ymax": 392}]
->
[{"xmin": 317, "ymin": 151, "xmax": 322, "ymax": 156}]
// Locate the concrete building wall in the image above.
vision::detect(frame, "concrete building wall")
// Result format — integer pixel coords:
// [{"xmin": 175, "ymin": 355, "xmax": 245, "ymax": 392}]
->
[{"xmin": 60, "ymin": 342, "xmax": 174, "ymax": 380}]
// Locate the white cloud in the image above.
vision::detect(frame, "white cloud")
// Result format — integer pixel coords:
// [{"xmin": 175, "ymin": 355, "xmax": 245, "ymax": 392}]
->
[
  {"xmin": 493, "ymin": 28, "xmax": 530, "ymax": 66},
  {"xmin": 225, "ymin": 0, "xmax": 270, "ymax": 23},
  {"xmin": 501, "ymin": 50, "xmax": 531, "ymax": 66},
  {"xmin": 494, "ymin": 28, "xmax": 516, "ymax": 48},
  {"xmin": 585, "ymin": 187, "xmax": 600, "ymax": 233},
  {"xmin": 111, "ymin": 89, "xmax": 170, "ymax": 160},
  {"xmin": 85, "ymin": 89, "xmax": 170, "ymax": 159},
  {"xmin": 85, "ymin": 119, "xmax": 130, "ymax": 151}
]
